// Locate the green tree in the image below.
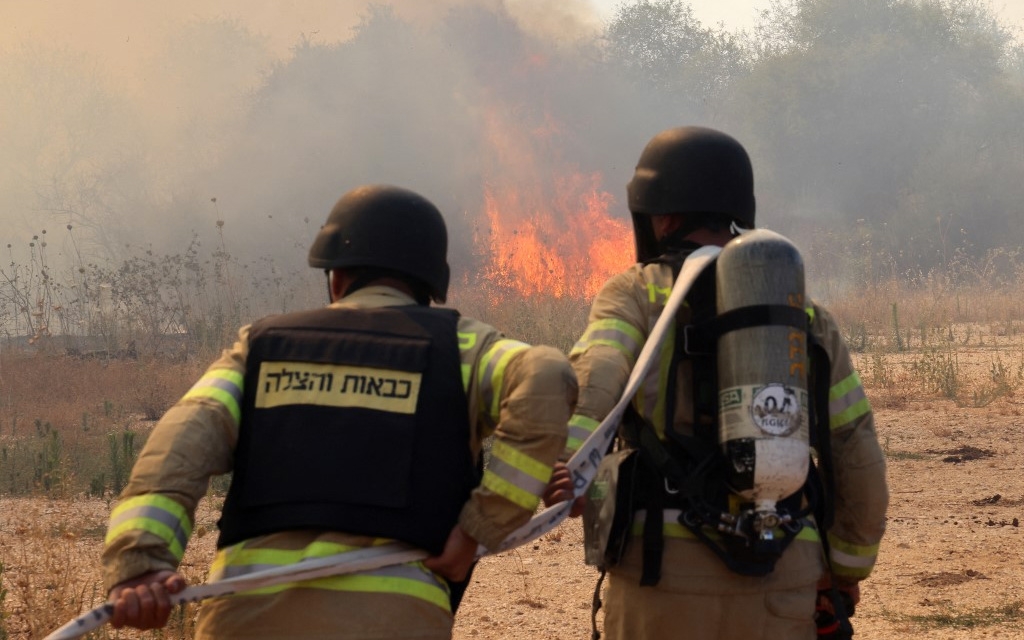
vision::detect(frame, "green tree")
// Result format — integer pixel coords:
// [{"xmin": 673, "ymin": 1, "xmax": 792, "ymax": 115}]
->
[
  {"xmin": 726, "ymin": 0, "xmax": 1024, "ymax": 274},
  {"xmin": 604, "ymin": 0, "xmax": 751, "ymax": 116}
]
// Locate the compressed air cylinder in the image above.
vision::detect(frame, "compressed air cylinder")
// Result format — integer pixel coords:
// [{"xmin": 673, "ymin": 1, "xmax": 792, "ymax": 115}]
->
[{"xmin": 716, "ymin": 229, "xmax": 809, "ymax": 517}]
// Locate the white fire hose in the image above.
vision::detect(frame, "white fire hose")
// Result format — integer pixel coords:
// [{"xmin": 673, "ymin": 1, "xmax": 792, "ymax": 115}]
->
[{"xmin": 45, "ymin": 246, "xmax": 720, "ymax": 640}]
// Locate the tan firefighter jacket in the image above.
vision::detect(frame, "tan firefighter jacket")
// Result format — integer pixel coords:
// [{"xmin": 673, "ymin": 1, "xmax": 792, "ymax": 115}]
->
[
  {"xmin": 566, "ymin": 261, "xmax": 888, "ymax": 583},
  {"xmin": 102, "ymin": 286, "xmax": 576, "ymax": 638}
]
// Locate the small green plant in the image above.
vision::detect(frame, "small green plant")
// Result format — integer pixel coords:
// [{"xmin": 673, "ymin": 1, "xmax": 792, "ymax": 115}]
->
[
  {"xmin": 88, "ymin": 473, "xmax": 106, "ymax": 498},
  {"xmin": 870, "ymin": 353, "xmax": 893, "ymax": 388},
  {"xmin": 843, "ymin": 322, "xmax": 869, "ymax": 353},
  {"xmin": 988, "ymin": 355, "xmax": 1024, "ymax": 397},
  {"xmin": 33, "ymin": 420, "xmax": 67, "ymax": 496},
  {"xmin": 970, "ymin": 355, "xmax": 1024, "ymax": 407},
  {"xmin": 911, "ymin": 348, "xmax": 961, "ymax": 400},
  {"xmin": 108, "ymin": 430, "xmax": 136, "ymax": 496}
]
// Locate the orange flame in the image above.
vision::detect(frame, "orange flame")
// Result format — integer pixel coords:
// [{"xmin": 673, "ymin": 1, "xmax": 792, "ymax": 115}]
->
[{"xmin": 477, "ymin": 107, "xmax": 632, "ymax": 300}]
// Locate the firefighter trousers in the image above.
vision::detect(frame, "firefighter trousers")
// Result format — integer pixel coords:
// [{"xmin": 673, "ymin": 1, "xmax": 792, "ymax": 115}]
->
[{"xmin": 602, "ymin": 533, "xmax": 823, "ymax": 640}]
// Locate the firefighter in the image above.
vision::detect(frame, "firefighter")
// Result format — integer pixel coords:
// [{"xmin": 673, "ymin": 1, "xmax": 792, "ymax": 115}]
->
[
  {"xmin": 546, "ymin": 127, "xmax": 888, "ymax": 639},
  {"xmin": 102, "ymin": 185, "xmax": 576, "ymax": 639}
]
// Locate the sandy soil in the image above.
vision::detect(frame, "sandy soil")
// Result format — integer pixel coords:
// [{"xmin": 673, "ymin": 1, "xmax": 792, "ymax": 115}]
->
[{"xmin": 454, "ymin": 400, "xmax": 1024, "ymax": 639}]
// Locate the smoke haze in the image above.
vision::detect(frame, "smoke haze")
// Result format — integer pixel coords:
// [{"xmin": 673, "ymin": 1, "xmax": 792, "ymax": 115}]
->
[{"xmin": 1, "ymin": 0, "xmax": 1022, "ymax": 314}]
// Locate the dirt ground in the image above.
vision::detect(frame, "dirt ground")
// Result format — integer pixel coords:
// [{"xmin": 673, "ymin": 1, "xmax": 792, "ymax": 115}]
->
[
  {"xmin": 452, "ymin": 399, "xmax": 1024, "ymax": 639},
  {"xmin": 2, "ymin": 364, "xmax": 1023, "ymax": 638}
]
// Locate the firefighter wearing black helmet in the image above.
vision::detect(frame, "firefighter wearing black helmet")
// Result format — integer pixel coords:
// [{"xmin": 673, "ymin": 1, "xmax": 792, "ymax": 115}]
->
[
  {"xmin": 545, "ymin": 127, "xmax": 888, "ymax": 640},
  {"xmin": 100, "ymin": 185, "xmax": 576, "ymax": 639}
]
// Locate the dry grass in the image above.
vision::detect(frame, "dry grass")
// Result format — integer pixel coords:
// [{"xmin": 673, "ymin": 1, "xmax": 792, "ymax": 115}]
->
[
  {"xmin": 0, "ymin": 349, "xmax": 204, "ymax": 498},
  {"xmin": 0, "ymin": 496, "xmax": 219, "ymax": 639}
]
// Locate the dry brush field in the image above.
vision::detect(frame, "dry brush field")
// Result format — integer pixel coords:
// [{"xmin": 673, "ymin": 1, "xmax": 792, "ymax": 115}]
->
[{"xmin": 0, "ymin": 316, "xmax": 1022, "ymax": 638}]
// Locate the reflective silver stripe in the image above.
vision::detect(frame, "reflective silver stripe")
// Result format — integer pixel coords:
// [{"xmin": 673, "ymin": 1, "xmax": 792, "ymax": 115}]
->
[
  {"xmin": 188, "ymin": 370, "xmax": 243, "ymax": 401},
  {"xmin": 108, "ymin": 505, "xmax": 190, "ymax": 552},
  {"xmin": 573, "ymin": 327, "xmax": 642, "ymax": 366},
  {"xmin": 485, "ymin": 456, "xmax": 548, "ymax": 497},
  {"xmin": 830, "ymin": 384, "xmax": 867, "ymax": 418},
  {"xmin": 202, "ymin": 376, "xmax": 243, "ymax": 396},
  {"xmin": 478, "ymin": 339, "xmax": 528, "ymax": 419},
  {"xmin": 183, "ymin": 369, "xmax": 244, "ymax": 424},
  {"xmin": 586, "ymin": 328, "xmax": 641, "ymax": 355},
  {"xmin": 567, "ymin": 423, "xmax": 594, "ymax": 445},
  {"xmin": 830, "ymin": 547, "xmax": 877, "ymax": 569}
]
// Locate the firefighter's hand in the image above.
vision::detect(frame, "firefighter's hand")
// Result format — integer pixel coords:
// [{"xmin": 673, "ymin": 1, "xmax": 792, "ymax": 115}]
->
[
  {"xmin": 542, "ymin": 462, "xmax": 586, "ymax": 517},
  {"xmin": 817, "ymin": 572, "xmax": 861, "ymax": 616},
  {"xmin": 108, "ymin": 570, "xmax": 186, "ymax": 630},
  {"xmin": 424, "ymin": 525, "xmax": 478, "ymax": 582}
]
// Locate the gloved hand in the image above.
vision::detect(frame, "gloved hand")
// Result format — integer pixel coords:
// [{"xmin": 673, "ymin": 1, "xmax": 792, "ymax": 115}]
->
[{"xmin": 815, "ymin": 573, "xmax": 858, "ymax": 638}]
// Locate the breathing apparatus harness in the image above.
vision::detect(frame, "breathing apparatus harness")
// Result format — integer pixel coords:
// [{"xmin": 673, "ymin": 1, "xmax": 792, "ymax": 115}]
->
[{"xmin": 616, "ymin": 241, "xmax": 838, "ymax": 584}]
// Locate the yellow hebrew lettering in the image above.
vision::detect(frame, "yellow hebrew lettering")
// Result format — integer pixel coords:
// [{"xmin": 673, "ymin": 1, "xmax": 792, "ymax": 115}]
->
[{"xmin": 255, "ymin": 362, "xmax": 421, "ymax": 414}]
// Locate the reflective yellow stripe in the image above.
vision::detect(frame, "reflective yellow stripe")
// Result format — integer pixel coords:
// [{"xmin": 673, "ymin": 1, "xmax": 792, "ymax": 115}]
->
[
  {"xmin": 829, "ymin": 372, "xmax": 862, "ymax": 400},
  {"xmin": 211, "ymin": 541, "xmax": 450, "ymax": 611},
  {"xmin": 830, "ymin": 398, "xmax": 871, "ymax": 430},
  {"xmin": 211, "ymin": 540, "xmax": 362, "ymax": 572},
  {"xmin": 238, "ymin": 572, "xmax": 451, "ymax": 610},
  {"xmin": 106, "ymin": 495, "xmax": 193, "ymax": 561},
  {"xmin": 483, "ymin": 439, "xmax": 552, "ymax": 510},
  {"xmin": 566, "ymin": 414, "xmax": 600, "ymax": 454},
  {"xmin": 461, "ymin": 364, "xmax": 471, "ymax": 392},
  {"xmin": 182, "ymin": 369, "xmax": 243, "ymax": 425},
  {"xmin": 490, "ymin": 440, "xmax": 551, "ymax": 482},
  {"xmin": 827, "ymin": 531, "xmax": 878, "ymax": 578},
  {"xmin": 482, "ymin": 472, "xmax": 539, "ymax": 511},
  {"xmin": 829, "ymin": 372, "xmax": 871, "ymax": 430},
  {"xmin": 569, "ymin": 319, "xmax": 644, "ymax": 366},
  {"xmin": 478, "ymin": 339, "xmax": 529, "ymax": 420}
]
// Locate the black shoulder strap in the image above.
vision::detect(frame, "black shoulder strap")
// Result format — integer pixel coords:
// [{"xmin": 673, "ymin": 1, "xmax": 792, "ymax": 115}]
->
[
  {"xmin": 809, "ymin": 335, "xmax": 836, "ymax": 532},
  {"xmin": 807, "ymin": 334, "xmax": 853, "ymax": 637}
]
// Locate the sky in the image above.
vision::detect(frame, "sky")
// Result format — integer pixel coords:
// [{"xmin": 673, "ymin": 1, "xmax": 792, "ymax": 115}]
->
[
  {"xmin": 2, "ymin": 0, "xmax": 1021, "ymax": 74},
  {"xmin": 586, "ymin": 0, "xmax": 765, "ymax": 30},
  {"xmin": 586, "ymin": 0, "xmax": 1024, "ymax": 32}
]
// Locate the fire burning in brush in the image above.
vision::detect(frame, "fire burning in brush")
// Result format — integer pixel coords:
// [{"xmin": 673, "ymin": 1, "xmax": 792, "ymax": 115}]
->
[{"xmin": 475, "ymin": 106, "xmax": 632, "ymax": 300}]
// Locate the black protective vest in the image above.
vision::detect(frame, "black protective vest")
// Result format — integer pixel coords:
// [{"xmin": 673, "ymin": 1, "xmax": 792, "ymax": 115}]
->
[{"xmin": 217, "ymin": 305, "xmax": 478, "ymax": 554}]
